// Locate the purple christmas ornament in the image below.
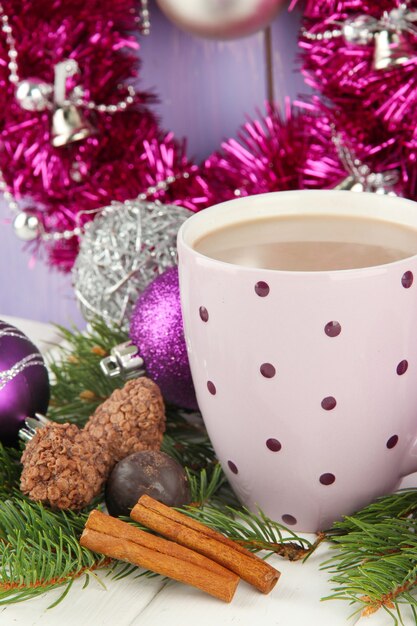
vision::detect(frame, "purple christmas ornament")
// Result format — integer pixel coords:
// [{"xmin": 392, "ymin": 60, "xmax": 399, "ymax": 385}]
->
[
  {"xmin": 129, "ymin": 267, "xmax": 198, "ymax": 411},
  {"xmin": 0, "ymin": 321, "xmax": 50, "ymax": 446}
]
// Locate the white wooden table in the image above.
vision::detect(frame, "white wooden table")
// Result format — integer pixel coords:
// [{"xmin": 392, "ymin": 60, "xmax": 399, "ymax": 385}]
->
[{"xmin": 1, "ymin": 316, "xmax": 416, "ymax": 626}]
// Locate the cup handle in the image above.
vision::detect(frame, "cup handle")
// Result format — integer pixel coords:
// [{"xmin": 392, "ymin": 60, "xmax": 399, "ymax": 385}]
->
[{"xmin": 400, "ymin": 437, "xmax": 417, "ymax": 477}]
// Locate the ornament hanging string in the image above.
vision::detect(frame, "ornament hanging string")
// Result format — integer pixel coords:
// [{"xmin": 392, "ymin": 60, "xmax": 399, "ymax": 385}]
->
[{"xmin": 264, "ymin": 26, "xmax": 275, "ymax": 103}]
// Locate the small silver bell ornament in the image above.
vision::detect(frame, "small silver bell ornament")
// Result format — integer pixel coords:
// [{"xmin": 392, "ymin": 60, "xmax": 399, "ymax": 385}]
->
[
  {"xmin": 342, "ymin": 6, "xmax": 417, "ymax": 71},
  {"xmin": 373, "ymin": 28, "xmax": 413, "ymax": 70},
  {"xmin": 51, "ymin": 60, "xmax": 96, "ymax": 147},
  {"xmin": 14, "ymin": 59, "xmax": 96, "ymax": 147},
  {"xmin": 51, "ymin": 103, "xmax": 96, "ymax": 147}
]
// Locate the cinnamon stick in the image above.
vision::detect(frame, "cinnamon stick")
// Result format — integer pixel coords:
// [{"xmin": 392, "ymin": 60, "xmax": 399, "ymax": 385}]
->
[
  {"xmin": 131, "ymin": 495, "xmax": 280, "ymax": 594},
  {"xmin": 86, "ymin": 509, "xmax": 238, "ymax": 579},
  {"xmin": 80, "ymin": 510, "xmax": 239, "ymax": 603}
]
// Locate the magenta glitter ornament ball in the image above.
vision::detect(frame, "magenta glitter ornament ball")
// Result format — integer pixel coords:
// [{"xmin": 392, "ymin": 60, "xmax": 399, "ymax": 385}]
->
[
  {"xmin": 0, "ymin": 321, "xmax": 50, "ymax": 446},
  {"xmin": 129, "ymin": 267, "xmax": 198, "ymax": 410},
  {"xmin": 156, "ymin": 0, "xmax": 286, "ymax": 40}
]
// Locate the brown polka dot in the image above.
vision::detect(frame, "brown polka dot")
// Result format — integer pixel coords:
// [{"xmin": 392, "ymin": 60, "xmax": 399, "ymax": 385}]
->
[
  {"xmin": 321, "ymin": 396, "xmax": 337, "ymax": 411},
  {"xmin": 319, "ymin": 473, "xmax": 336, "ymax": 485},
  {"xmin": 386, "ymin": 435, "xmax": 399, "ymax": 449},
  {"xmin": 199, "ymin": 306, "xmax": 209, "ymax": 322},
  {"xmin": 260, "ymin": 363, "xmax": 276, "ymax": 378},
  {"xmin": 255, "ymin": 281, "xmax": 270, "ymax": 297},
  {"xmin": 402, "ymin": 271, "xmax": 413, "ymax": 288},
  {"xmin": 227, "ymin": 460, "xmax": 238, "ymax": 474},
  {"xmin": 324, "ymin": 321, "xmax": 341, "ymax": 337},
  {"xmin": 397, "ymin": 360, "xmax": 408, "ymax": 375},
  {"xmin": 282, "ymin": 514, "xmax": 297, "ymax": 526},
  {"xmin": 266, "ymin": 438, "xmax": 282, "ymax": 452},
  {"xmin": 207, "ymin": 381, "xmax": 216, "ymax": 395}
]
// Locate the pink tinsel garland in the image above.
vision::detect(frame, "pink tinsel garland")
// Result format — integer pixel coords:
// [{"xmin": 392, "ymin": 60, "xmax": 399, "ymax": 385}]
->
[
  {"xmin": 202, "ymin": 102, "xmax": 308, "ymax": 205},
  {"xmin": 201, "ymin": 96, "xmax": 405, "ymax": 203},
  {"xmin": 7, "ymin": 0, "xmax": 417, "ymax": 272},
  {"xmin": 300, "ymin": 1, "xmax": 417, "ymax": 133},
  {"xmin": 1, "ymin": 1, "xmax": 208, "ymax": 269}
]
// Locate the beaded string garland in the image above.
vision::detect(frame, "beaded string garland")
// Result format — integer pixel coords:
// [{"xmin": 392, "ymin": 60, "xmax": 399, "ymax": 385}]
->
[
  {"xmin": 0, "ymin": 2, "xmax": 138, "ymax": 243},
  {"xmin": 0, "ymin": 1, "xmax": 207, "ymax": 269}
]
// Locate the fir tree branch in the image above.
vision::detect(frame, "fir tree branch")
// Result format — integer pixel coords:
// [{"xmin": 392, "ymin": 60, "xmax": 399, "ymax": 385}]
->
[
  {"xmin": 0, "ymin": 445, "xmax": 22, "ymax": 499},
  {"xmin": 327, "ymin": 489, "xmax": 417, "ymax": 534},
  {"xmin": 323, "ymin": 490, "xmax": 417, "ymax": 621},
  {"xmin": 186, "ymin": 463, "xmax": 227, "ymax": 506},
  {"xmin": 47, "ymin": 320, "xmax": 127, "ymax": 426},
  {"xmin": 0, "ymin": 497, "xmax": 110, "ymax": 605},
  {"xmin": 162, "ymin": 425, "xmax": 215, "ymax": 471},
  {"xmin": 182, "ymin": 496, "xmax": 320, "ymax": 561}
]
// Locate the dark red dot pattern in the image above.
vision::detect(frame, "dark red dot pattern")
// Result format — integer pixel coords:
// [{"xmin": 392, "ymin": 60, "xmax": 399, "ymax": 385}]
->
[
  {"xmin": 266, "ymin": 438, "xmax": 282, "ymax": 452},
  {"xmin": 255, "ymin": 281, "xmax": 270, "ymax": 297},
  {"xmin": 324, "ymin": 321, "xmax": 341, "ymax": 337},
  {"xmin": 386, "ymin": 435, "xmax": 399, "ymax": 449},
  {"xmin": 205, "ymin": 272, "xmax": 415, "ymax": 526},
  {"xmin": 402, "ymin": 271, "xmax": 413, "ymax": 288},
  {"xmin": 396, "ymin": 360, "xmax": 408, "ymax": 375},
  {"xmin": 319, "ymin": 473, "xmax": 336, "ymax": 485},
  {"xmin": 260, "ymin": 363, "xmax": 276, "ymax": 378},
  {"xmin": 207, "ymin": 381, "xmax": 216, "ymax": 395},
  {"xmin": 321, "ymin": 396, "xmax": 337, "ymax": 411},
  {"xmin": 199, "ymin": 306, "xmax": 209, "ymax": 322}
]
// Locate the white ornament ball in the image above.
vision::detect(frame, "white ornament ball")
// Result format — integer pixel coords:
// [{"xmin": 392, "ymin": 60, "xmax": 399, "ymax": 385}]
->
[
  {"xmin": 13, "ymin": 212, "xmax": 40, "ymax": 241},
  {"xmin": 15, "ymin": 80, "xmax": 52, "ymax": 112},
  {"xmin": 156, "ymin": 0, "xmax": 286, "ymax": 40}
]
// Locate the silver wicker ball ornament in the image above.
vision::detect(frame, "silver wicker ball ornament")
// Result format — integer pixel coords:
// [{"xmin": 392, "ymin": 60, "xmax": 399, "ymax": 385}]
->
[{"xmin": 72, "ymin": 199, "xmax": 191, "ymax": 328}]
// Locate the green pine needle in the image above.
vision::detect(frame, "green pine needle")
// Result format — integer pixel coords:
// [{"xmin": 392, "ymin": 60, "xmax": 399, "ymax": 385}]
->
[
  {"xmin": 183, "ymin": 502, "xmax": 320, "ymax": 560},
  {"xmin": 47, "ymin": 319, "xmax": 127, "ymax": 426},
  {"xmin": 323, "ymin": 490, "xmax": 417, "ymax": 620},
  {"xmin": 0, "ymin": 496, "xmax": 109, "ymax": 605},
  {"xmin": 161, "ymin": 409, "xmax": 216, "ymax": 471},
  {"xmin": 0, "ymin": 445, "xmax": 22, "ymax": 499}
]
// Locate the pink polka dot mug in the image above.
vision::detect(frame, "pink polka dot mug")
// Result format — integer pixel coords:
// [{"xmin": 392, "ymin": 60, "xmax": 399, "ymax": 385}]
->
[{"xmin": 177, "ymin": 190, "xmax": 417, "ymax": 531}]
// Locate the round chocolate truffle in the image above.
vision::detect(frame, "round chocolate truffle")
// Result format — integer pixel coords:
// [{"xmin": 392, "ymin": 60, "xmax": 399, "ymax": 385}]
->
[{"xmin": 105, "ymin": 450, "xmax": 191, "ymax": 517}]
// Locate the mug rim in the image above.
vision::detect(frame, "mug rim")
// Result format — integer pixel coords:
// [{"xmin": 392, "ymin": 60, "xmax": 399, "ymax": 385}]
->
[{"xmin": 177, "ymin": 190, "xmax": 417, "ymax": 276}]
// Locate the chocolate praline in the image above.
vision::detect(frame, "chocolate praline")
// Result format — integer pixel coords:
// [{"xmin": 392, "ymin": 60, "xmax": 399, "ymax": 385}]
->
[{"xmin": 105, "ymin": 450, "xmax": 191, "ymax": 517}]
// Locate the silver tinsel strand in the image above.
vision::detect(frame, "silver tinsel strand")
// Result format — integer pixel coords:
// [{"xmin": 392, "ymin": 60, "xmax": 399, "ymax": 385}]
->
[{"xmin": 72, "ymin": 199, "xmax": 191, "ymax": 328}]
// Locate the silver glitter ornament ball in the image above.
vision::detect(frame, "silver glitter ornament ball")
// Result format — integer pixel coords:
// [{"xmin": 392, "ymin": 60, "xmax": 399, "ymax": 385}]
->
[
  {"xmin": 72, "ymin": 200, "xmax": 192, "ymax": 328},
  {"xmin": 15, "ymin": 80, "xmax": 52, "ymax": 111}
]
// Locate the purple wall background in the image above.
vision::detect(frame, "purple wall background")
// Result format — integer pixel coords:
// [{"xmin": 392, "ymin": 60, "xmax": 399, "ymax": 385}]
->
[{"xmin": 0, "ymin": 4, "xmax": 305, "ymax": 328}]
